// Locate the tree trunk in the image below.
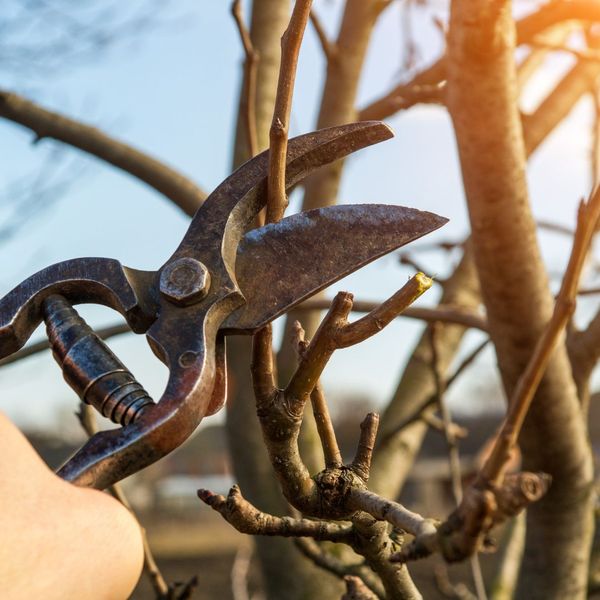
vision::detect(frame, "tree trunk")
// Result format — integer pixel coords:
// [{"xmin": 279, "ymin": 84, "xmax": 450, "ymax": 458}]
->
[
  {"xmin": 370, "ymin": 25, "xmax": 600, "ymax": 501},
  {"xmin": 446, "ymin": 2, "xmax": 594, "ymax": 598},
  {"xmin": 226, "ymin": 1, "xmax": 342, "ymax": 598}
]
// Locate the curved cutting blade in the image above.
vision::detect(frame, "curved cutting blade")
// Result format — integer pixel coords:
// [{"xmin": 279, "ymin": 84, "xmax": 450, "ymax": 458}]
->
[{"xmin": 222, "ymin": 204, "xmax": 447, "ymax": 333}]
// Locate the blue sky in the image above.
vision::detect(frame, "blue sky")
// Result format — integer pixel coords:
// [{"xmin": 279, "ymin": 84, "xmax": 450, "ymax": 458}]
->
[{"xmin": 0, "ymin": 1, "xmax": 594, "ymax": 433}]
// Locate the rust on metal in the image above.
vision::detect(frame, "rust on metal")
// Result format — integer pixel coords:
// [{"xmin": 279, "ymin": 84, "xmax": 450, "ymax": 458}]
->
[{"xmin": 0, "ymin": 121, "xmax": 447, "ymax": 490}]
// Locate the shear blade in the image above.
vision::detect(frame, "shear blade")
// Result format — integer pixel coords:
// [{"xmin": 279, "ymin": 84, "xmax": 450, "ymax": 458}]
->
[{"xmin": 223, "ymin": 204, "xmax": 448, "ymax": 332}]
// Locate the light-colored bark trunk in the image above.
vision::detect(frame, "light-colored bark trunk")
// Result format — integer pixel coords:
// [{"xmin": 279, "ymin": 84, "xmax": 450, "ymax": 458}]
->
[
  {"xmin": 369, "ymin": 26, "xmax": 600, "ymax": 501},
  {"xmin": 446, "ymin": 2, "xmax": 594, "ymax": 598},
  {"xmin": 226, "ymin": 2, "xmax": 341, "ymax": 598},
  {"xmin": 302, "ymin": 0, "xmax": 388, "ymax": 210}
]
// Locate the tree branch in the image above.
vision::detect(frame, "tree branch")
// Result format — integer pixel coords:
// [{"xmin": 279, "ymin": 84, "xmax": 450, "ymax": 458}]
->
[
  {"xmin": 287, "ymin": 274, "xmax": 433, "ymax": 405},
  {"xmin": 293, "ymin": 321, "xmax": 343, "ymax": 469},
  {"xmin": 309, "ymin": 9, "xmax": 336, "ymax": 62},
  {"xmin": 481, "ymin": 193, "xmax": 600, "ymax": 486},
  {"xmin": 294, "ymin": 539, "xmax": 386, "ymax": 599},
  {"xmin": 342, "ymin": 575, "xmax": 379, "ymax": 600},
  {"xmin": 232, "ymin": 0, "xmax": 260, "ymax": 160},
  {"xmin": 298, "ymin": 298, "xmax": 488, "ymax": 332},
  {"xmin": 267, "ymin": 0, "xmax": 313, "ymax": 223},
  {"xmin": 350, "ymin": 413, "xmax": 379, "ymax": 482},
  {"xmin": 0, "ymin": 90, "xmax": 206, "ymax": 216},
  {"xmin": 523, "ymin": 48, "xmax": 600, "ymax": 155},
  {"xmin": 516, "ymin": 1, "xmax": 600, "ymax": 43},
  {"xmin": 348, "ymin": 489, "xmax": 437, "ymax": 540},
  {"xmin": 198, "ymin": 485, "xmax": 352, "ymax": 542},
  {"xmin": 336, "ymin": 273, "xmax": 433, "ymax": 348},
  {"xmin": 358, "ymin": 64, "xmax": 446, "ymax": 122}
]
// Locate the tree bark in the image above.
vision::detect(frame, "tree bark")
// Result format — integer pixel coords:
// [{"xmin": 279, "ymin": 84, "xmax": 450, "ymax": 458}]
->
[
  {"xmin": 446, "ymin": 2, "xmax": 594, "ymax": 598},
  {"xmin": 226, "ymin": 1, "xmax": 342, "ymax": 598},
  {"xmin": 369, "ymin": 25, "xmax": 600, "ymax": 501}
]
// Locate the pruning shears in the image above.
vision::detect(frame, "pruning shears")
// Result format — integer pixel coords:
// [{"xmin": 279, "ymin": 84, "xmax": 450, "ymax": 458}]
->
[{"xmin": 0, "ymin": 121, "xmax": 447, "ymax": 490}]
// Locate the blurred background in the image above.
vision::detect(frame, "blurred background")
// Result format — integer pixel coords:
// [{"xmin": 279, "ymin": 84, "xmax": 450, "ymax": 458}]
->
[{"xmin": 1, "ymin": 1, "xmax": 599, "ymax": 598}]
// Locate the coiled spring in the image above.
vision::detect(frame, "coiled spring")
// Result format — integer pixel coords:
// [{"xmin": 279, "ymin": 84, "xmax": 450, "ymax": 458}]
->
[{"xmin": 42, "ymin": 295, "xmax": 154, "ymax": 426}]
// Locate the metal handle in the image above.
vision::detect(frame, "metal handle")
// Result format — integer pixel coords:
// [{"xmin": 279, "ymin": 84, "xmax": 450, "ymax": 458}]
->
[{"xmin": 42, "ymin": 295, "xmax": 154, "ymax": 426}]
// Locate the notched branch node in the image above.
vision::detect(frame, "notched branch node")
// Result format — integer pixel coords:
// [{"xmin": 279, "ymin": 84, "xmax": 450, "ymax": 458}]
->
[{"xmin": 313, "ymin": 467, "xmax": 366, "ymax": 519}]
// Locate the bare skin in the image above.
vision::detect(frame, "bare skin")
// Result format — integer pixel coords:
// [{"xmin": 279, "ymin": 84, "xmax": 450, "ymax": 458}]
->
[{"xmin": 0, "ymin": 411, "xmax": 144, "ymax": 599}]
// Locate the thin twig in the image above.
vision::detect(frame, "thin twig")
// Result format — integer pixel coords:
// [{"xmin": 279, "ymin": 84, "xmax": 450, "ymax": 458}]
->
[
  {"xmin": 429, "ymin": 326, "xmax": 488, "ymax": 600},
  {"xmin": 421, "ymin": 412, "xmax": 468, "ymax": 440},
  {"xmin": 578, "ymin": 286, "xmax": 600, "ymax": 295},
  {"xmin": 292, "ymin": 321, "xmax": 342, "ymax": 469},
  {"xmin": 266, "ymin": 0, "xmax": 313, "ymax": 223},
  {"xmin": 294, "ymin": 539, "xmax": 386, "ymax": 599},
  {"xmin": 298, "ymin": 298, "xmax": 488, "ymax": 332},
  {"xmin": 350, "ymin": 413, "xmax": 379, "ymax": 482},
  {"xmin": 287, "ymin": 274, "xmax": 433, "ymax": 404},
  {"xmin": 399, "ymin": 253, "xmax": 441, "ymax": 282},
  {"xmin": 252, "ymin": 0, "xmax": 314, "ymax": 423},
  {"xmin": 309, "ymin": 9, "xmax": 336, "ymax": 62},
  {"xmin": 446, "ymin": 338, "xmax": 491, "ymax": 389},
  {"xmin": 378, "ymin": 338, "xmax": 490, "ymax": 449},
  {"xmin": 480, "ymin": 192, "xmax": 600, "ymax": 486},
  {"xmin": 198, "ymin": 485, "xmax": 352, "ymax": 542},
  {"xmin": 231, "ymin": 0, "xmax": 259, "ymax": 160},
  {"xmin": 536, "ymin": 219, "xmax": 574, "ymax": 237}
]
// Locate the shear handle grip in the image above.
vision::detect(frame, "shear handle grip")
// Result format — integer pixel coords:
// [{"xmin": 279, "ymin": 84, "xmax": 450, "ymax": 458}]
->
[
  {"xmin": 43, "ymin": 295, "xmax": 154, "ymax": 426},
  {"xmin": 0, "ymin": 257, "xmax": 152, "ymax": 360}
]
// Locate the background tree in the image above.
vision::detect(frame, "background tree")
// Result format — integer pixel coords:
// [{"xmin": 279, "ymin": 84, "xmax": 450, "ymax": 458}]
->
[{"xmin": 3, "ymin": 1, "xmax": 600, "ymax": 599}]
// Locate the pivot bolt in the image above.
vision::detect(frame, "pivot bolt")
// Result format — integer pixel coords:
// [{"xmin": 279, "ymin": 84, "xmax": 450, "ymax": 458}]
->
[{"xmin": 160, "ymin": 257, "xmax": 211, "ymax": 306}]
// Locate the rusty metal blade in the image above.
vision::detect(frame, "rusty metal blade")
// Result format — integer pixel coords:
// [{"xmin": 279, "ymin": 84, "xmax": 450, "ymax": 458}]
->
[
  {"xmin": 173, "ymin": 121, "xmax": 394, "ymax": 263},
  {"xmin": 222, "ymin": 205, "xmax": 448, "ymax": 333}
]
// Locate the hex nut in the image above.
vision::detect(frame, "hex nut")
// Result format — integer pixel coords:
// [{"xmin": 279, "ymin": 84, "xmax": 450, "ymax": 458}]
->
[{"xmin": 160, "ymin": 257, "xmax": 211, "ymax": 306}]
